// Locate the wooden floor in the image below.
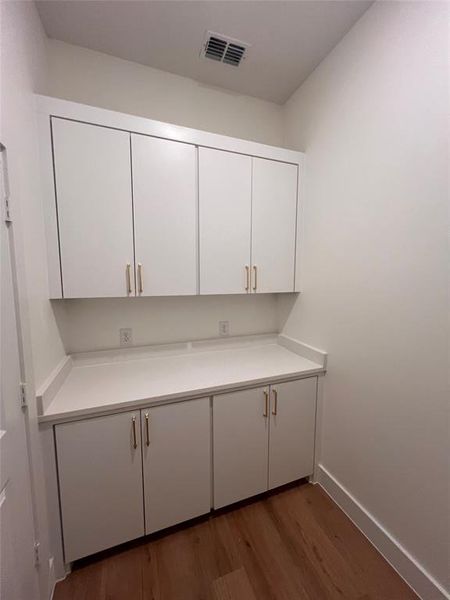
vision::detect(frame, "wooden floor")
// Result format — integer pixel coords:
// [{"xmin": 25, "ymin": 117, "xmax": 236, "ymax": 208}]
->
[{"xmin": 54, "ymin": 482, "xmax": 417, "ymax": 600}]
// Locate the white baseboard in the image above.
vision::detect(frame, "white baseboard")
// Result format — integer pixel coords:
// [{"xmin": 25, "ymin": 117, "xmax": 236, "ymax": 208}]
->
[{"xmin": 317, "ymin": 464, "xmax": 449, "ymax": 600}]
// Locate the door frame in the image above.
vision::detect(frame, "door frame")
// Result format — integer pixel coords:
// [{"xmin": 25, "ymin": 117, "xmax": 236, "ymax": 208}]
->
[{"xmin": 1, "ymin": 140, "xmax": 52, "ymax": 599}]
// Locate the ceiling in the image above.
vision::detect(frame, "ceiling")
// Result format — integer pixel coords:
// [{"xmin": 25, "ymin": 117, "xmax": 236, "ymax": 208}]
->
[{"xmin": 36, "ymin": 0, "xmax": 372, "ymax": 104}]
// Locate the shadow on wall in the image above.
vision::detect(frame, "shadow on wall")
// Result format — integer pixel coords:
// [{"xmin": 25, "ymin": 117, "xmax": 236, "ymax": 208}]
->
[
  {"xmin": 50, "ymin": 294, "xmax": 280, "ymax": 354},
  {"xmin": 277, "ymin": 293, "xmax": 300, "ymax": 333}
]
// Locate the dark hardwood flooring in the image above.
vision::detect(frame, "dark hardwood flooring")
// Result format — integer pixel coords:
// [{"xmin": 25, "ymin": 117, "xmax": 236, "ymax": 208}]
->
[{"xmin": 54, "ymin": 482, "xmax": 417, "ymax": 600}]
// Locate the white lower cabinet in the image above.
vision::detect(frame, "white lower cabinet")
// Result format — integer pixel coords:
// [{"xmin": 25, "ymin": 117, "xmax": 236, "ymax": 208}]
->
[
  {"xmin": 55, "ymin": 378, "xmax": 317, "ymax": 562},
  {"xmin": 55, "ymin": 399, "xmax": 211, "ymax": 562},
  {"xmin": 268, "ymin": 378, "xmax": 317, "ymax": 490},
  {"xmin": 55, "ymin": 410, "xmax": 144, "ymax": 563},
  {"xmin": 213, "ymin": 377, "xmax": 317, "ymax": 509},
  {"xmin": 141, "ymin": 399, "xmax": 211, "ymax": 534},
  {"xmin": 213, "ymin": 387, "xmax": 270, "ymax": 509}
]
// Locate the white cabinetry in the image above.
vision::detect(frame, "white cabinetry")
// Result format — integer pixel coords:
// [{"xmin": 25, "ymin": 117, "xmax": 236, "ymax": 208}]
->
[
  {"xmin": 55, "ymin": 410, "xmax": 144, "ymax": 562},
  {"xmin": 213, "ymin": 387, "xmax": 269, "ymax": 508},
  {"xmin": 55, "ymin": 379, "xmax": 317, "ymax": 562},
  {"xmin": 213, "ymin": 377, "xmax": 316, "ymax": 508},
  {"xmin": 141, "ymin": 399, "xmax": 211, "ymax": 534},
  {"xmin": 198, "ymin": 152, "xmax": 298, "ymax": 295},
  {"xmin": 55, "ymin": 398, "xmax": 211, "ymax": 562},
  {"xmin": 44, "ymin": 100, "xmax": 303, "ymax": 299},
  {"xmin": 199, "ymin": 148, "xmax": 252, "ymax": 294},
  {"xmin": 132, "ymin": 135, "xmax": 197, "ymax": 296},
  {"xmin": 268, "ymin": 378, "xmax": 316, "ymax": 489},
  {"xmin": 252, "ymin": 159, "xmax": 298, "ymax": 293},
  {"xmin": 52, "ymin": 118, "xmax": 134, "ymax": 298}
]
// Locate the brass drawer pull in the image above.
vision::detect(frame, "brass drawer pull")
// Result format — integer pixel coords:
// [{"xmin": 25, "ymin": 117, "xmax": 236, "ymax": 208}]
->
[
  {"xmin": 263, "ymin": 390, "xmax": 269, "ymax": 418},
  {"xmin": 253, "ymin": 265, "xmax": 257, "ymax": 291},
  {"xmin": 131, "ymin": 416, "xmax": 138, "ymax": 449},
  {"xmin": 245, "ymin": 265, "xmax": 250, "ymax": 292},
  {"xmin": 137, "ymin": 263, "xmax": 143, "ymax": 295},
  {"xmin": 145, "ymin": 412, "xmax": 150, "ymax": 446},
  {"xmin": 126, "ymin": 263, "xmax": 132, "ymax": 295},
  {"xmin": 272, "ymin": 389, "xmax": 278, "ymax": 415}
]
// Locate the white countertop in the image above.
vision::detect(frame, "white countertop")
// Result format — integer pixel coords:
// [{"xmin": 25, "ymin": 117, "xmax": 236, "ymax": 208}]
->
[{"xmin": 38, "ymin": 335, "xmax": 327, "ymax": 424}]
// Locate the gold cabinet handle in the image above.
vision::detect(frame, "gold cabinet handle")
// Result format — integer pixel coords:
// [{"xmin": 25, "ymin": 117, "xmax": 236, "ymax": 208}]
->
[
  {"xmin": 272, "ymin": 389, "xmax": 278, "ymax": 415},
  {"xmin": 137, "ymin": 263, "xmax": 143, "ymax": 295},
  {"xmin": 131, "ymin": 416, "xmax": 138, "ymax": 449},
  {"xmin": 145, "ymin": 412, "xmax": 150, "ymax": 446},
  {"xmin": 263, "ymin": 390, "xmax": 269, "ymax": 418},
  {"xmin": 126, "ymin": 263, "xmax": 133, "ymax": 296},
  {"xmin": 245, "ymin": 265, "xmax": 250, "ymax": 292},
  {"xmin": 253, "ymin": 265, "xmax": 257, "ymax": 292}
]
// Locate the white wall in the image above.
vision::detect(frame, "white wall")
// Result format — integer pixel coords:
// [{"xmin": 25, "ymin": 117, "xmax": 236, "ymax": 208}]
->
[
  {"xmin": 11, "ymin": 4, "xmax": 447, "ymax": 596},
  {"xmin": 2, "ymin": 13, "xmax": 65, "ymax": 392},
  {"xmin": 52, "ymin": 295, "xmax": 278, "ymax": 354},
  {"xmin": 45, "ymin": 39, "xmax": 284, "ymax": 353},
  {"xmin": 280, "ymin": 1, "xmax": 449, "ymax": 595},
  {"xmin": 46, "ymin": 40, "xmax": 284, "ymax": 146},
  {"xmin": 1, "ymin": 2, "xmax": 65, "ymax": 598}
]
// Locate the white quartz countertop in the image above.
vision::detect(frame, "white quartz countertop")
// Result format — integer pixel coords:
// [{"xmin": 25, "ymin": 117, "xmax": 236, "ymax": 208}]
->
[{"xmin": 38, "ymin": 335, "xmax": 327, "ymax": 424}]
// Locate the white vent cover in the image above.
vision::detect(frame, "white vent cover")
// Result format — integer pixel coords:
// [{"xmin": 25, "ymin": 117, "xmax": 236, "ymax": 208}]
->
[{"xmin": 201, "ymin": 31, "xmax": 249, "ymax": 67}]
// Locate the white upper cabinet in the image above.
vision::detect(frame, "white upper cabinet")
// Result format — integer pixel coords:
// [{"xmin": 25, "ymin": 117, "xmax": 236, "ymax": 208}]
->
[
  {"xmin": 52, "ymin": 118, "xmax": 134, "ymax": 298},
  {"xmin": 43, "ymin": 99, "xmax": 303, "ymax": 298},
  {"xmin": 199, "ymin": 148, "xmax": 252, "ymax": 294},
  {"xmin": 131, "ymin": 135, "xmax": 197, "ymax": 296},
  {"xmin": 198, "ymin": 151, "xmax": 298, "ymax": 295},
  {"xmin": 251, "ymin": 159, "xmax": 298, "ymax": 293}
]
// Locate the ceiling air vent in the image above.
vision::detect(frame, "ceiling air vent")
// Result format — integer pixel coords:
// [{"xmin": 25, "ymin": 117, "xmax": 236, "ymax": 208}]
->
[{"xmin": 201, "ymin": 31, "xmax": 249, "ymax": 67}]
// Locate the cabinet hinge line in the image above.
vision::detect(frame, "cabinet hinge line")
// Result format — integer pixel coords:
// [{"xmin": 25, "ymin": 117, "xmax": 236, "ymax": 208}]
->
[
  {"xmin": 0, "ymin": 143, "xmax": 12, "ymax": 223},
  {"xmin": 34, "ymin": 541, "xmax": 41, "ymax": 566},
  {"xmin": 20, "ymin": 382, "xmax": 27, "ymax": 408}
]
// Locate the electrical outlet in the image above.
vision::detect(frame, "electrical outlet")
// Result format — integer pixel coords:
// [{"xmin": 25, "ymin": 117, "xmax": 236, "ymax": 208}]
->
[
  {"xmin": 119, "ymin": 328, "xmax": 133, "ymax": 347},
  {"xmin": 219, "ymin": 321, "xmax": 230, "ymax": 337}
]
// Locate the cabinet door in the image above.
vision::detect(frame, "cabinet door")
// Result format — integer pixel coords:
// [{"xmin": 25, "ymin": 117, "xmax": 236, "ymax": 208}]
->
[
  {"xmin": 52, "ymin": 119, "xmax": 134, "ymax": 298},
  {"xmin": 141, "ymin": 399, "xmax": 211, "ymax": 534},
  {"xmin": 55, "ymin": 411, "xmax": 144, "ymax": 562},
  {"xmin": 268, "ymin": 378, "xmax": 317, "ymax": 490},
  {"xmin": 213, "ymin": 387, "xmax": 269, "ymax": 508},
  {"xmin": 199, "ymin": 148, "xmax": 251, "ymax": 294},
  {"xmin": 251, "ymin": 159, "xmax": 298, "ymax": 293},
  {"xmin": 132, "ymin": 135, "xmax": 197, "ymax": 296}
]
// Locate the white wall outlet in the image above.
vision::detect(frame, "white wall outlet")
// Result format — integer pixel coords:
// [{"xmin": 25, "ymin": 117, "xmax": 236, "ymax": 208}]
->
[
  {"xmin": 119, "ymin": 328, "xmax": 133, "ymax": 346},
  {"xmin": 219, "ymin": 321, "xmax": 230, "ymax": 336}
]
